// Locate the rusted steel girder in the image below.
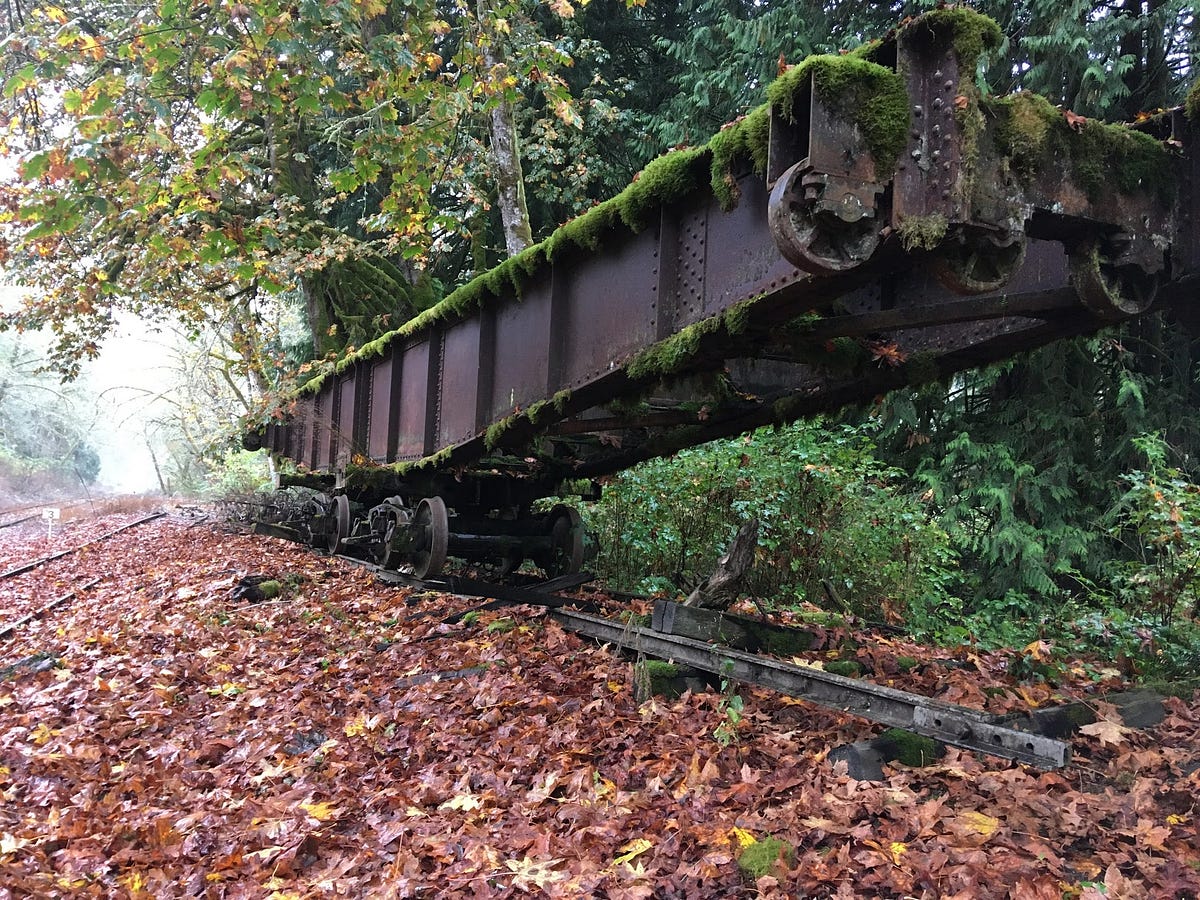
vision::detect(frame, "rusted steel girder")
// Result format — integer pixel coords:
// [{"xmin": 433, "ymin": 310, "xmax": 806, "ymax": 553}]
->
[{"xmin": 257, "ymin": 10, "xmax": 1198, "ymax": 509}]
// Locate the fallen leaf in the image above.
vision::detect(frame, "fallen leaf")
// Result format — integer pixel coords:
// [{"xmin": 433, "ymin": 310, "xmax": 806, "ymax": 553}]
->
[
  {"xmin": 614, "ymin": 837, "xmax": 652, "ymax": 865},
  {"xmin": 504, "ymin": 856, "xmax": 567, "ymax": 891},
  {"xmin": 1079, "ymin": 719, "xmax": 1133, "ymax": 746},
  {"xmin": 299, "ymin": 800, "xmax": 338, "ymax": 821}
]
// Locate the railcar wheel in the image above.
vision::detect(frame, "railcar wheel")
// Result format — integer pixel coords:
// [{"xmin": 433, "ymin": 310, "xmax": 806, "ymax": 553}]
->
[
  {"xmin": 932, "ymin": 228, "xmax": 1026, "ymax": 295},
  {"xmin": 542, "ymin": 505, "xmax": 584, "ymax": 578},
  {"xmin": 768, "ymin": 162, "xmax": 883, "ymax": 275},
  {"xmin": 409, "ymin": 497, "xmax": 449, "ymax": 579},
  {"xmin": 1069, "ymin": 240, "xmax": 1158, "ymax": 320},
  {"xmin": 373, "ymin": 505, "xmax": 409, "ymax": 569},
  {"xmin": 327, "ymin": 494, "xmax": 351, "ymax": 555}
]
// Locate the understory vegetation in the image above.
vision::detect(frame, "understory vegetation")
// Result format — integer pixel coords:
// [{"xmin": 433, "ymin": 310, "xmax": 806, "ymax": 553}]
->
[{"xmin": 582, "ymin": 331, "xmax": 1200, "ymax": 684}]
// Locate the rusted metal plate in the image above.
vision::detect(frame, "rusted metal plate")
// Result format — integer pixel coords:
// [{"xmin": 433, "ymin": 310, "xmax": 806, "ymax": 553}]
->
[
  {"xmin": 397, "ymin": 341, "xmax": 432, "ymax": 460},
  {"xmin": 335, "ymin": 375, "xmax": 356, "ymax": 466},
  {"xmin": 438, "ymin": 319, "xmax": 484, "ymax": 449},
  {"xmin": 366, "ymin": 357, "xmax": 393, "ymax": 462},
  {"xmin": 807, "ymin": 79, "xmax": 881, "ymax": 183},
  {"xmin": 700, "ymin": 176, "xmax": 801, "ymax": 320},
  {"xmin": 488, "ymin": 277, "xmax": 552, "ymax": 421},
  {"xmin": 892, "ymin": 33, "xmax": 964, "ymax": 224},
  {"xmin": 559, "ymin": 229, "xmax": 659, "ymax": 388}
]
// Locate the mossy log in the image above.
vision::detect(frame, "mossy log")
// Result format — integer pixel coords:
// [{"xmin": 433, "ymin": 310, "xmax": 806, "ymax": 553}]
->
[{"xmin": 683, "ymin": 518, "xmax": 759, "ymax": 610}]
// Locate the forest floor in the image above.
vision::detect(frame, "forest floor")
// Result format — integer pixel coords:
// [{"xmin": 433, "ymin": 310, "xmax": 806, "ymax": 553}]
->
[{"xmin": 0, "ymin": 508, "xmax": 1198, "ymax": 899}]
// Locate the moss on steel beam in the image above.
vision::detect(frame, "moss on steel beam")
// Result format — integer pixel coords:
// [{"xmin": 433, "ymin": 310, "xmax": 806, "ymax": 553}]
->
[
  {"xmin": 990, "ymin": 91, "xmax": 1173, "ymax": 202},
  {"xmin": 767, "ymin": 54, "xmax": 910, "ymax": 176},
  {"xmin": 915, "ymin": 6, "xmax": 1002, "ymax": 71}
]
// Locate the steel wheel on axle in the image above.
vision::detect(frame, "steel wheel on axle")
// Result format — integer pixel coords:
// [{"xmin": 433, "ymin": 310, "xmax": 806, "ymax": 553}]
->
[
  {"xmin": 373, "ymin": 504, "xmax": 409, "ymax": 569},
  {"xmin": 932, "ymin": 227, "xmax": 1027, "ymax": 295},
  {"xmin": 327, "ymin": 494, "xmax": 351, "ymax": 554},
  {"xmin": 407, "ymin": 497, "xmax": 449, "ymax": 579},
  {"xmin": 542, "ymin": 505, "xmax": 584, "ymax": 578}
]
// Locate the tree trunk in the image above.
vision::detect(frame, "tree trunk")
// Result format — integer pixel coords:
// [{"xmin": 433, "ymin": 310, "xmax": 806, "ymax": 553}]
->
[
  {"xmin": 478, "ymin": 0, "xmax": 533, "ymax": 256},
  {"xmin": 683, "ymin": 519, "xmax": 759, "ymax": 610}
]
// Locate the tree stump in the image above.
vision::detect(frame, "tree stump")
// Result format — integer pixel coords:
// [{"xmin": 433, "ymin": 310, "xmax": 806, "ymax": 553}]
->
[{"xmin": 683, "ymin": 518, "xmax": 759, "ymax": 610}]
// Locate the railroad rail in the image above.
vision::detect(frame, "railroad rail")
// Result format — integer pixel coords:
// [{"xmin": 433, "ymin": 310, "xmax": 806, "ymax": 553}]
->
[
  {"xmin": 0, "ymin": 512, "xmax": 165, "ymax": 581},
  {"xmin": 250, "ymin": 8, "xmax": 1200, "ymax": 581},
  {"xmin": 307, "ymin": 545, "xmax": 1070, "ymax": 770}
]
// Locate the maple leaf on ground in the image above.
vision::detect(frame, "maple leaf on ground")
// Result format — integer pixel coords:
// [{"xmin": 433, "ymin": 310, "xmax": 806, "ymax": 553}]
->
[
  {"xmin": 1079, "ymin": 719, "xmax": 1133, "ymax": 747},
  {"xmin": 504, "ymin": 856, "xmax": 567, "ymax": 891},
  {"xmin": 945, "ymin": 810, "xmax": 1001, "ymax": 848}
]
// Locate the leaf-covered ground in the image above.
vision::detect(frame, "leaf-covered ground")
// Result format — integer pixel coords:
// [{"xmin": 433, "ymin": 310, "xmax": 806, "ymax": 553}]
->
[{"xmin": 0, "ymin": 510, "xmax": 1198, "ymax": 898}]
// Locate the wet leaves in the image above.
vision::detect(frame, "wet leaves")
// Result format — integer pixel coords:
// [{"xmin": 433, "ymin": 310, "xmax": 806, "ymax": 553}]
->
[{"xmin": 0, "ymin": 512, "xmax": 1197, "ymax": 897}]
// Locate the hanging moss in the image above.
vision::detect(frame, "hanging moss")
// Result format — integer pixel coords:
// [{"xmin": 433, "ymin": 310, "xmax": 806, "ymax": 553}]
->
[
  {"xmin": 896, "ymin": 214, "xmax": 948, "ymax": 251},
  {"xmin": 708, "ymin": 105, "xmax": 771, "ymax": 209}
]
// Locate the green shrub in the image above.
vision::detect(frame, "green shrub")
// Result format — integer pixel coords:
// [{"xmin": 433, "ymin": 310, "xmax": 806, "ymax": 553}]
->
[
  {"xmin": 578, "ymin": 420, "xmax": 957, "ymax": 623},
  {"xmin": 204, "ymin": 449, "xmax": 274, "ymax": 498}
]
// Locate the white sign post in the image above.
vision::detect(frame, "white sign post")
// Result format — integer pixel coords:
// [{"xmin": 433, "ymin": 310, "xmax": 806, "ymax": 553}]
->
[{"xmin": 42, "ymin": 507, "xmax": 60, "ymax": 540}]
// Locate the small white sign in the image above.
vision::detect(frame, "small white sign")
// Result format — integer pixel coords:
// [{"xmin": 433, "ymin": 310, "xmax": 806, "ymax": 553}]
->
[{"xmin": 42, "ymin": 507, "xmax": 60, "ymax": 539}]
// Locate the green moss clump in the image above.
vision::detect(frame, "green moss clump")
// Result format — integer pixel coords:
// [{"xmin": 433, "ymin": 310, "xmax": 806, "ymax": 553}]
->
[
  {"xmin": 635, "ymin": 659, "xmax": 685, "ymax": 698},
  {"xmin": 484, "ymin": 414, "xmax": 519, "ymax": 452},
  {"xmin": 461, "ymin": 611, "xmax": 482, "ymax": 626},
  {"xmin": 826, "ymin": 660, "xmax": 862, "ymax": 678},
  {"xmin": 913, "ymin": 7, "xmax": 1002, "ymax": 72},
  {"xmin": 617, "ymin": 148, "xmax": 709, "ymax": 232},
  {"xmin": 878, "ymin": 728, "xmax": 944, "ymax": 767},
  {"xmin": 626, "ymin": 315, "xmax": 724, "ymax": 381},
  {"xmin": 255, "ymin": 580, "xmax": 281, "ymax": 600},
  {"xmin": 896, "ymin": 214, "xmax": 948, "ymax": 252},
  {"xmin": 990, "ymin": 91, "xmax": 1172, "ymax": 202},
  {"xmin": 737, "ymin": 837, "xmax": 795, "ymax": 880},
  {"xmin": 768, "ymin": 55, "xmax": 910, "ymax": 175},
  {"xmin": 1187, "ymin": 79, "xmax": 1200, "ymax": 121},
  {"xmin": 708, "ymin": 104, "xmax": 771, "ymax": 209},
  {"xmin": 991, "ymin": 91, "xmax": 1056, "ymax": 177},
  {"xmin": 526, "ymin": 399, "xmax": 555, "ymax": 426},
  {"xmin": 486, "ymin": 617, "xmax": 516, "ymax": 635},
  {"xmin": 896, "ymin": 656, "xmax": 919, "ymax": 673},
  {"xmin": 642, "ymin": 660, "xmax": 678, "ymax": 678}
]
